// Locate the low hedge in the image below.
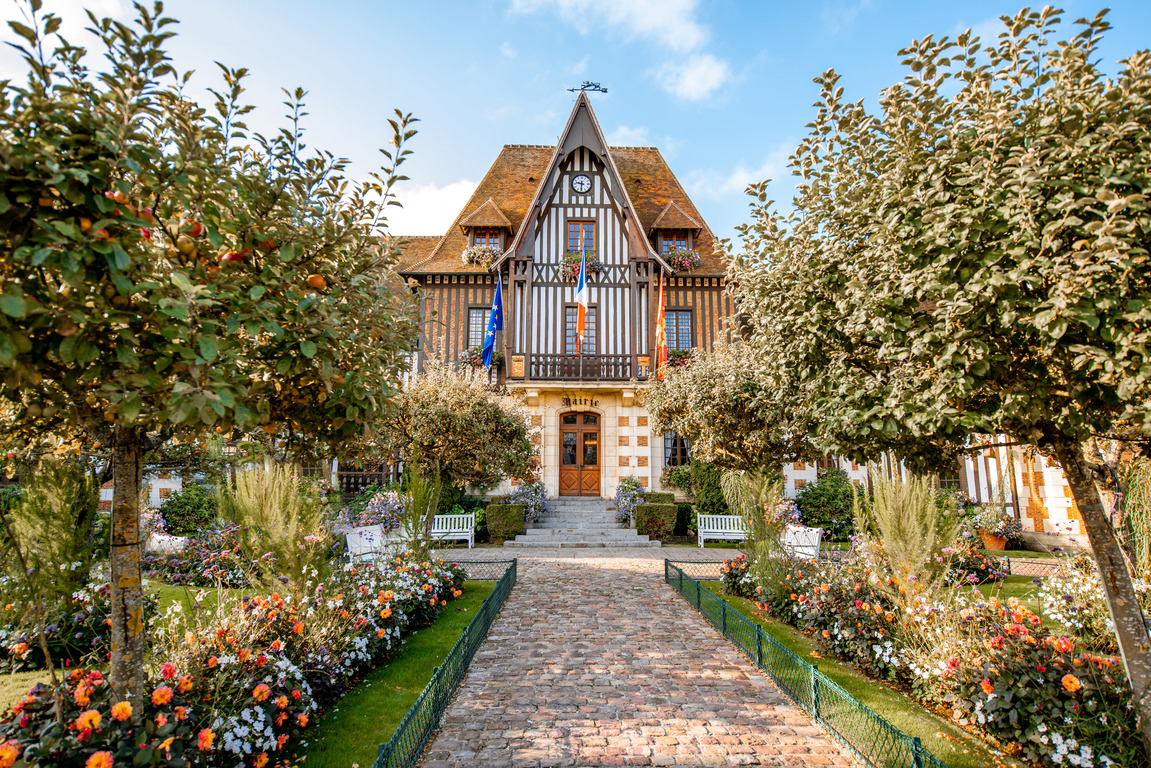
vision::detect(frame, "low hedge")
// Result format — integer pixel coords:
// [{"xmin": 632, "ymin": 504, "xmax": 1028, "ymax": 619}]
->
[
  {"xmin": 486, "ymin": 503, "xmax": 525, "ymax": 541},
  {"xmin": 674, "ymin": 502, "xmax": 694, "ymax": 536},
  {"xmin": 635, "ymin": 503, "xmax": 677, "ymax": 540},
  {"xmin": 639, "ymin": 491, "xmax": 675, "ymax": 504}
]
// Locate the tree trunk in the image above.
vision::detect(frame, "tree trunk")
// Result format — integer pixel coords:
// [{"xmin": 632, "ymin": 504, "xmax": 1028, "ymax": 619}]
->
[
  {"xmin": 1050, "ymin": 438, "xmax": 1151, "ymax": 761},
  {"xmin": 109, "ymin": 425, "xmax": 146, "ymax": 710}
]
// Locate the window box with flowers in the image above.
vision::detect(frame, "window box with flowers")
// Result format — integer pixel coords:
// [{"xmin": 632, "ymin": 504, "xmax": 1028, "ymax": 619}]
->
[
  {"xmin": 458, "ymin": 346, "xmax": 503, "ymax": 368},
  {"xmin": 559, "ymin": 250, "xmax": 601, "ymax": 282},
  {"xmin": 664, "ymin": 247, "xmax": 702, "ymax": 273},
  {"xmin": 666, "ymin": 349, "xmax": 693, "ymax": 368},
  {"xmin": 460, "ymin": 245, "xmax": 501, "ymax": 270}
]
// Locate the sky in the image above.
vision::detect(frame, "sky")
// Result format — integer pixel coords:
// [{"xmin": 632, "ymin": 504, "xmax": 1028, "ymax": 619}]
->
[{"xmin": 2, "ymin": 0, "xmax": 1150, "ymax": 244}]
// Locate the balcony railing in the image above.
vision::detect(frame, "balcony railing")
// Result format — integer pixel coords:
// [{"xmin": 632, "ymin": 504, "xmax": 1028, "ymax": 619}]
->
[{"xmin": 524, "ymin": 353, "xmax": 641, "ymax": 381}]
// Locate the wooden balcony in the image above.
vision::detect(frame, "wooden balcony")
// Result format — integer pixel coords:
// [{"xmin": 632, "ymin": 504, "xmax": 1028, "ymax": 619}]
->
[{"xmin": 520, "ymin": 353, "xmax": 645, "ymax": 382}]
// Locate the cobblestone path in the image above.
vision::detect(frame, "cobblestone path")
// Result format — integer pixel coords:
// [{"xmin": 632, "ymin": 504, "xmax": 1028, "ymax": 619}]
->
[{"xmin": 420, "ymin": 553, "xmax": 856, "ymax": 767}]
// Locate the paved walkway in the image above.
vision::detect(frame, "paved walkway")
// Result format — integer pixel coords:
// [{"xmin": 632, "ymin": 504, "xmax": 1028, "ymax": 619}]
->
[{"xmin": 421, "ymin": 549, "xmax": 857, "ymax": 767}]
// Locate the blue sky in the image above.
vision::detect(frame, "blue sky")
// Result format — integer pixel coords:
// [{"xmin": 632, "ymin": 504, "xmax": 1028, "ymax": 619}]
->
[{"xmin": 3, "ymin": 1, "xmax": 1149, "ymax": 242}]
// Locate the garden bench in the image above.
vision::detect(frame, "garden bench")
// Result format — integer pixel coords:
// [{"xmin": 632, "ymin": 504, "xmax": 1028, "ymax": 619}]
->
[
  {"xmin": 344, "ymin": 524, "xmax": 395, "ymax": 558},
  {"xmin": 782, "ymin": 524, "xmax": 823, "ymax": 560},
  {"xmin": 697, "ymin": 514, "xmax": 749, "ymax": 547},
  {"xmin": 428, "ymin": 513, "xmax": 475, "ymax": 548}
]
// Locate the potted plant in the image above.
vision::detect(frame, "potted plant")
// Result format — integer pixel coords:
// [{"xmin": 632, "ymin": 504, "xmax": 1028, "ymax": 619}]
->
[
  {"xmin": 970, "ymin": 504, "xmax": 1023, "ymax": 550},
  {"xmin": 458, "ymin": 345, "xmax": 503, "ymax": 368},
  {"xmin": 460, "ymin": 244, "xmax": 501, "ymax": 270},
  {"xmin": 560, "ymin": 250, "xmax": 602, "ymax": 282},
  {"xmin": 664, "ymin": 247, "xmax": 702, "ymax": 273}
]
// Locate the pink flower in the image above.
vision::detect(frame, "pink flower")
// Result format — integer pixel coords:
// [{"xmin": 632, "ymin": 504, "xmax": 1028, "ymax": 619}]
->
[{"xmin": 160, "ymin": 662, "xmax": 176, "ymax": 679}]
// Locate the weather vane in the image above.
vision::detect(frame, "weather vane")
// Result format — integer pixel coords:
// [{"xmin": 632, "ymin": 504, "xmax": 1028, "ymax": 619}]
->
[{"xmin": 568, "ymin": 81, "xmax": 607, "ymax": 93}]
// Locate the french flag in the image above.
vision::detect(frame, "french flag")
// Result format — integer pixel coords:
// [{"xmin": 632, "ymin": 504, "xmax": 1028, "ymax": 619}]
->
[{"xmin": 575, "ymin": 250, "xmax": 589, "ymax": 351}]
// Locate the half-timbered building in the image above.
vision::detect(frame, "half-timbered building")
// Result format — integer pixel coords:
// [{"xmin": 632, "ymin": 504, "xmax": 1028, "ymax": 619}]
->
[{"xmin": 397, "ymin": 93, "xmax": 731, "ymax": 499}]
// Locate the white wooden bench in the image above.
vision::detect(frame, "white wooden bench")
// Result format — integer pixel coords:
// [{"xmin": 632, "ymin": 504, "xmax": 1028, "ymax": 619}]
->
[
  {"xmin": 344, "ymin": 524, "xmax": 393, "ymax": 558},
  {"xmin": 428, "ymin": 514, "xmax": 474, "ymax": 548},
  {"xmin": 782, "ymin": 524, "xmax": 823, "ymax": 560},
  {"xmin": 698, "ymin": 514, "xmax": 749, "ymax": 547}
]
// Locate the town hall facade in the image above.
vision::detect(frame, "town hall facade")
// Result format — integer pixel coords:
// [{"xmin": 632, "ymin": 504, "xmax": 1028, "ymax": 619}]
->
[{"xmin": 397, "ymin": 93, "xmax": 731, "ymax": 499}]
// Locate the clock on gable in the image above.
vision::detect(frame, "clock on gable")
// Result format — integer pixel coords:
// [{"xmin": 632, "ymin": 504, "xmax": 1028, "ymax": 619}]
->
[{"xmin": 570, "ymin": 174, "xmax": 592, "ymax": 194}]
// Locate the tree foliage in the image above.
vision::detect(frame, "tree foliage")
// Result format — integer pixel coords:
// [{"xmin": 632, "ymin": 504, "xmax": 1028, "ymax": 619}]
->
[
  {"xmin": 646, "ymin": 341, "xmax": 813, "ymax": 472},
  {"xmin": 0, "ymin": 1, "xmax": 420, "ymax": 705},
  {"xmin": 363, "ymin": 363, "xmax": 535, "ymax": 491},
  {"xmin": 729, "ymin": 7, "xmax": 1151, "ymax": 752}
]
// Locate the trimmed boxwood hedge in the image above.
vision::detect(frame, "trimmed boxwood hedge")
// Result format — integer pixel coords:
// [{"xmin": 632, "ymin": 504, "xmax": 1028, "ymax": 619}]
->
[
  {"xmin": 639, "ymin": 491, "xmax": 675, "ymax": 504},
  {"xmin": 635, "ymin": 503, "xmax": 677, "ymax": 540},
  {"xmin": 485, "ymin": 503, "xmax": 525, "ymax": 541}
]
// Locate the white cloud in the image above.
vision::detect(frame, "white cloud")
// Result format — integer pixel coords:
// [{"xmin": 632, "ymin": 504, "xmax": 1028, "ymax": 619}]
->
[
  {"xmin": 606, "ymin": 125, "xmax": 649, "ymax": 145},
  {"xmin": 511, "ymin": 0, "xmax": 706, "ymax": 53},
  {"xmin": 386, "ymin": 179, "xmax": 478, "ymax": 236},
  {"xmin": 0, "ymin": 0, "xmax": 129, "ymax": 80},
  {"xmin": 685, "ymin": 142, "xmax": 794, "ymax": 200},
  {"xmin": 655, "ymin": 53, "xmax": 730, "ymax": 102},
  {"xmin": 570, "ymin": 54, "xmax": 590, "ymax": 75},
  {"xmin": 820, "ymin": 0, "xmax": 875, "ymax": 35},
  {"xmin": 500, "ymin": 42, "xmax": 517, "ymax": 59}
]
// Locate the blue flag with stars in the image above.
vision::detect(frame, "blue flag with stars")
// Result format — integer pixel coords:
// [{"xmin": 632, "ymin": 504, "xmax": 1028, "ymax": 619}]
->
[{"xmin": 482, "ymin": 276, "xmax": 504, "ymax": 368}]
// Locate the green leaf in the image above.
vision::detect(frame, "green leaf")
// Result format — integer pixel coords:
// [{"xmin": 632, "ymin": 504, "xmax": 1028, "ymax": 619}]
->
[
  {"xmin": 0, "ymin": 193, "xmax": 9, "ymax": 214},
  {"xmin": 0, "ymin": 335, "xmax": 14, "ymax": 365},
  {"xmin": 300, "ymin": 339, "xmax": 317, "ymax": 358},
  {"xmin": 0, "ymin": 294, "xmax": 27, "ymax": 318},
  {"xmin": 249, "ymin": 286, "xmax": 267, "ymax": 300},
  {"xmin": 7, "ymin": 21, "xmax": 36, "ymax": 44},
  {"xmin": 113, "ymin": 243, "xmax": 130, "ymax": 270},
  {"xmin": 199, "ymin": 336, "xmax": 219, "ymax": 361},
  {"xmin": 120, "ymin": 396, "xmax": 143, "ymax": 422}
]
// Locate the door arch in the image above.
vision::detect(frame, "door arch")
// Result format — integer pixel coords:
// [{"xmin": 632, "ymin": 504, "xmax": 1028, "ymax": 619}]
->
[{"xmin": 558, "ymin": 411, "xmax": 601, "ymax": 496}]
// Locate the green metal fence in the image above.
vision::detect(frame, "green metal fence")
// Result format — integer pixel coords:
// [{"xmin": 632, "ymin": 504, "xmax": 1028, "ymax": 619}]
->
[
  {"xmin": 371, "ymin": 559, "xmax": 518, "ymax": 768},
  {"xmin": 665, "ymin": 560, "xmax": 949, "ymax": 768}
]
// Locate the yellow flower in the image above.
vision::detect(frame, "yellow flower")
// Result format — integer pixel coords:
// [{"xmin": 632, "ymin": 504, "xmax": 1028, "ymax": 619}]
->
[
  {"xmin": 1062, "ymin": 674, "xmax": 1082, "ymax": 693},
  {"xmin": 110, "ymin": 701, "xmax": 133, "ymax": 721}
]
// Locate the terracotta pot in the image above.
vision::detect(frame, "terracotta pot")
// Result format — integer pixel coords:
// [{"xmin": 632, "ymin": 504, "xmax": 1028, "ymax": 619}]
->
[{"xmin": 980, "ymin": 531, "xmax": 1008, "ymax": 551}]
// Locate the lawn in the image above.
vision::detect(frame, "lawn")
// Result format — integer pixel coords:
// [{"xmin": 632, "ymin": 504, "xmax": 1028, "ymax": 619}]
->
[
  {"xmin": 0, "ymin": 670, "xmax": 48, "ymax": 715},
  {"xmin": 700, "ymin": 582, "xmax": 1017, "ymax": 768},
  {"xmin": 302, "ymin": 580, "xmax": 496, "ymax": 767}
]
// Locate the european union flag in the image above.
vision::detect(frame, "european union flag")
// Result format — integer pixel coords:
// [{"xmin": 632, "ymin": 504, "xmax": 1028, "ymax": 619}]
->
[{"xmin": 482, "ymin": 277, "xmax": 504, "ymax": 368}]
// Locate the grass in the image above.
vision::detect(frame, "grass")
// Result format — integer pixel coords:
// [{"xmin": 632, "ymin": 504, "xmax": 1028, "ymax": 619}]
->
[
  {"xmin": 302, "ymin": 580, "xmax": 496, "ymax": 767},
  {"xmin": 0, "ymin": 670, "xmax": 48, "ymax": 714},
  {"xmin": 981, "ymin": 549, "xmax": 1059, "ymax": 559},
  {"xmin": 146, "ymin": 581, "xmax": 251, "ymax": 614},
  {"xmin": 699, "ymin": 581, "xmax": 1012, "ymax": 768}
]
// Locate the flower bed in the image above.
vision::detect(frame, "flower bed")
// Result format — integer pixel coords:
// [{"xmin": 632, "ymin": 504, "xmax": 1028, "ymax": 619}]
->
[{"xmin": 0, "ymin": 552, "xmax": 467, "ymax": 768}]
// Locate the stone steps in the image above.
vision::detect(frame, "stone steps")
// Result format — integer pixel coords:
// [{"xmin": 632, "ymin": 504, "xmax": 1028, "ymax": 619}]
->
[{"xmin": 504, "ymin": 498, "xmax": 660, "ymax": 549}]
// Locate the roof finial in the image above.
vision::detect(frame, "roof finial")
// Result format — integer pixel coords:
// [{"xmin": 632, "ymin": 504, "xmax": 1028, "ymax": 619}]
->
[{"xmin": 568, "ymin": 81, "xmax": 607, "ymax": 93}]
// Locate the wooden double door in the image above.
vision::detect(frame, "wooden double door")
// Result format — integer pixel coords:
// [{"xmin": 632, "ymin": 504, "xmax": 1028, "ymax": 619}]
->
[{"xmin": 558, "ymin": 412, "xmax": 600, "ymax": 496}]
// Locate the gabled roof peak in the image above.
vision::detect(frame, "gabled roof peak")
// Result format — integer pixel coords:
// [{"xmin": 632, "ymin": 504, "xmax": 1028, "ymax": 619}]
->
[
  {"xmin": 459, "ymin": 197, "xmax": 513, "ymax": 232},
  {"xmin": 649, "ymin": 200, "xmax": 702, "ymax": 233}
]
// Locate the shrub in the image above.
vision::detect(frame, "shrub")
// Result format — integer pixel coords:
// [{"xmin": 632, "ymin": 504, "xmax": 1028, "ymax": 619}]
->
[
  {"xmin": 1038, "ymin": 565, "xmax": 1118, "ymax": 653},
  {"xmin": 795, "ymin": 467, "xmax": 855, "ymax": 541},
  {"xmin": 634, "ymin": 503, "xmax": 676, "ymax": 540},
  {"xmin": 639, "ymin": 491, "xmax": 674, "ymax": 504},
  {"xmin": 613, "ymin": 476, "xmax": 644, "ymax": 525},
  {"xmin": 674, "ymin": 503, "xmax": 694, "ymax": 536},
  {"xmin": 509, "ymin": 481, "xmax": 547, "ymax": 523},
  {"xmin": 662, "ymin": 465, "xmax": 692, "ymax": 493},
  {"xmin": 486, "ymin": 503, "xmax": 525, "ymax": 541},
  {"xmin": 0, "ymin": 582, "xmax": 121, "ymax": 674},
  {"xmin": 159, "ymin": 483, "xmax": 218, "ymax": 535},
  {"xmin": 690, "ymin": 461, "xmax": 727, "ymax": 516},
  {"xmin": 721, "ymin": 555, "xmax": 757, "ymax": 599},
  {"xmin": 944, "ymin": 546, "xmax": 1006, "ymax": 586}
]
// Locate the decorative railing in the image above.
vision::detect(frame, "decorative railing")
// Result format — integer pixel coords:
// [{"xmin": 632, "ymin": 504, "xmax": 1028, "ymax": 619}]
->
[{"xmin": 525, "ymin": 353, "xmax": 639, "ymax": 381}]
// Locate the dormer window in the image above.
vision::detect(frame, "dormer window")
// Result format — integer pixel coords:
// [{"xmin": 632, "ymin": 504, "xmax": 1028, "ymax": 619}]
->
[
  {"xmin": 660, "ymin": 230, "xmax": 689, "ymax": 253},
  {"xmin": 472, "ymin": 228, "xmax": 502, "ymax": 248}
]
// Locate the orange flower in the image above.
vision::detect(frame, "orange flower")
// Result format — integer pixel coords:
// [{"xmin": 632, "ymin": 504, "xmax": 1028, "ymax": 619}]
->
[
  {"xmin": 110, "ymin": 701, "xmax": 133, "ymax": 721},
  {"xmin": 151, "ymin": 686, "xmax": 173, "ymax": 706},
  {"xmin": 177, "ymin": 675, "xmax": 193, "ymax": 693},
  {"xmin": 74, "ymin": 685, "xmax": 91, "ymax": 707},
  {"xmin": 207, "ymin": 656, "xmax": 219, "ymax": 668},
  {"xmin": 980, "ymin": 679, "xmax": 994, "ymax": 695},
  {"xmin": 270, "ymin": 640, "xmax": 282, "ymax": 651},
  {"xmin": 275, "ymin": 696, "xmax": 289, "ymax": 710},
  {"xmin": 254, "ymin": 753, "xmax": 269, "ymax": 768},
  {"xmin": 75, "ymin": 709, "xmax": 101, "ymax": 731},
  {"xmin": 291, "ymin": 689, "xmax": 301, "ymax": 700},
  {"xmin": 376, "ymin": 628, "xmax": 386, "ymax": 639},
  {"xmin": 253, "ymin": 683, "xmax": 271, "ymax": 702},
  {"xmin": 239, "ymin": 649, "xmax": 251, "ymax": 662},
  {"xmin": 293, "ymin": 621, "xmax": 305, "ymax": 634},
  {"xmin": 276, "ymin": 712, "xmax": 288, "ymax": 727},
  {"xmin": 174, "ymin": 706, "xmax": 189, "ymax": 721},
  {"xmin": 197, "ymin": 728, "xmax": 215, "ymax": 751},
  {"xmin": 297, "ymin": 713, "xmax": 309, "ymax": 727},
  {"xmin": 1053, "ymin": 637, "xmax": 1075, "ymax": 653},
  {"xmin": 12, "ymin": 643, "xmax": 27, "ymax": 655},
  {"xmin": 821, "ymin": 630, "xmax": 830, "ymax": 639},
  {"xmin": 155, "ymin": 714, "xmax": 168, "ymax": 727},
  {"xmin": 0, "ymin": 741, "xmax": 19, "ymax": 768},
  {"xmin": 380, "ymin": 608, "xmax": 392, "ymax": 620},
  {"xmin": 1062, "ymin": 674, "xmax": 1082, "ymax": 693},
  {"xmin": 84, "ymin": 752, "xmax": 113, "ymax": 768},
  {"xmin": 277, "ymin": 733, "xmax": 289, "ymax": 749}
]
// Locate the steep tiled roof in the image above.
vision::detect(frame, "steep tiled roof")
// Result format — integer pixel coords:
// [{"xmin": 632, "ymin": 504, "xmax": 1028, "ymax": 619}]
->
[
  {"xmin": 397, "ymin": 145, "xmax": 725, "ymax": 276},
  {"xmin": 400, "ymin": 145, "xmax": 552, "ymax": 275},
  {"xmin": 458, "ymin": 197, "xmax": 514, "ymax": 231}
]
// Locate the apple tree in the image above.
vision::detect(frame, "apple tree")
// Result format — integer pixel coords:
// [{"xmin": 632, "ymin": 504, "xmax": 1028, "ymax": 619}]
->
[
  {"xmin": 0, "ymin": 1, "xmax": 420, "ymax": 706},
  {"xmin": 730, "ymin": 7, "xmax": 1151, "ymax": 753}
]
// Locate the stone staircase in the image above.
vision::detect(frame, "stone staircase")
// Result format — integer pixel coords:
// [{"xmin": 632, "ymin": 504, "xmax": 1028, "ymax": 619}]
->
[{"xmin": 503, "ymin": 497, "xmax": 660, "ymax": 548}]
